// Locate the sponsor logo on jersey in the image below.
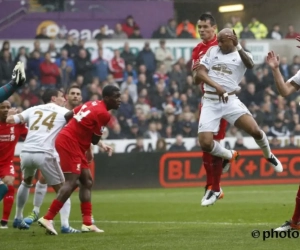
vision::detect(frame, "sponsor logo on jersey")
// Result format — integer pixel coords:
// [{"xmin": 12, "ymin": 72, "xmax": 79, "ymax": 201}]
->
[{"xmin": 211, "ymin": 64, "xmax": 233, "ymax": 76}]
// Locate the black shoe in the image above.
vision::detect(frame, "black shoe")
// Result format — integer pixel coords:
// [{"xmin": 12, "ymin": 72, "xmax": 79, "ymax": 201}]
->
[
  {"xmin": 266, "ymin": 154, "xmax": 283, "ymax": 172},
  {"xmin": 0, "ymin": 220, "xmax": 8, "ymax": 228}
]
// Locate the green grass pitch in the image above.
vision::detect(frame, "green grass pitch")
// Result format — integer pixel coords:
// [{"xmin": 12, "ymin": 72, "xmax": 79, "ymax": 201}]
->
[{"xmin": 0, "ymin": 185, "xmax": 299, "ymax": 250}]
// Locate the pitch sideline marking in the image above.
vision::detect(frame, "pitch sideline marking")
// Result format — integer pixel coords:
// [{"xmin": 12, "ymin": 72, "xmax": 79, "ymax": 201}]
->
[{"xmin": 64, "ymin": 220, "xmax": 276, "ymax": 226}]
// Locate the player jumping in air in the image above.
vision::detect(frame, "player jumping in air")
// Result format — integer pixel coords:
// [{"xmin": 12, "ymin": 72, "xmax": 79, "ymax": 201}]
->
[
  {"xmin": 194, "ymin": 28, "xmax": 283, "ymax": 206},
  {"xmin": 192, "ymin": 13, "xmax": 228, "ymax": 206},
  {"xmin": 0, "ymin": 101, "xmax": 27, "ymax": 229},
  {"xmin": 38, "ymin": 85, "xmax": 121, "ymax": 235},
  {"xmin": 20, "ymin": 85, "xmax": 83, "ymax": 233},
  {"xmin": 6, "ymin": 89, "xmax": 79, "ymax": 233},
  {"xmin": 265, "ymin": 36, "xmax": 300, "ymax": 231}
]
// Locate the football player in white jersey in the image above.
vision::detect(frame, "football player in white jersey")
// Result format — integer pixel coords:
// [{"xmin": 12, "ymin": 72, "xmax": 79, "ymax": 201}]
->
[
  {"xmin": 266, "ymin": 38, "xmax": 300, "ymax": 231},
  {"xmin": 194, "ymin": 28, "xmax": 283, "ymax": 206},
  {"xmin": 6, "ymin": 88, "xmax": 79, "ymax": 233},
  {"xmin": 19, "ymin": 85, "xmax": 83, "ymax": 233}
]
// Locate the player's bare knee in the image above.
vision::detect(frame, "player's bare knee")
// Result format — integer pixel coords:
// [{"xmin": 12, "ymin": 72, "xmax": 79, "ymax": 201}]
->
[
  {"xmin": 199, "ymin": 136, "xmax": 213, "ymax": 152},
  {"xmin": 86, "ymin": 178, "xmax": 93, "ymax": 189}
]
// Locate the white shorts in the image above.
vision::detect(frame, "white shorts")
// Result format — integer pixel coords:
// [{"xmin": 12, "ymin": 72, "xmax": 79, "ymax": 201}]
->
[
  {"xmin": 20, "ymin": 152, "xmax": 65, "ymax": 186},
  {"xmin": 198, "ymin": 94, "xmax": 251, "ymax": 133}
]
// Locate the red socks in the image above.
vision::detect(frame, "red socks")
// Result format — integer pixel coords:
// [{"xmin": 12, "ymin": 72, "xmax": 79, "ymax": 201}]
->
[
  {"xmin": 2, "ymin": 185, "xmax": 14, "ymax": 222},
  {"xmin": 292, "ymin": 187, "xmax": 300, "ymax": 223},
  {"xmin": 202, "ymin": 152, "xmax": 213, "ymax": 187},
  {"xmin": 211, "ymin": 156, "xmax": 223, "ymax": 192},
  {"xmin": 44, "ymin": 199, "xmax": 64, "ymax": 220},
  {"xmin": 44, "ymin": 200, "xmax": 92, "ymax": 225},
  {"xmin": 81, "ymin": 202, "xmax": 92, "ymax": 226}
]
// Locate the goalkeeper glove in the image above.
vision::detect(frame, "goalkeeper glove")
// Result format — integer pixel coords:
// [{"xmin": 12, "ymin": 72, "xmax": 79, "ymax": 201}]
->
[{"xmin": 11, "ymin": 61, "xmax": 26, "ymax": 86}]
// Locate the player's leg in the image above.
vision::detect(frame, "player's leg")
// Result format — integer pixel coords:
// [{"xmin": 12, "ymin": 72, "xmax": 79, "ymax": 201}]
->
[
  {"xmin": 30, "ymin": 153, "xmax": 79, "ymax": 234},
  {"xmin": 0, "ymin": 178, "xmax": 8, "ymax": 202},
  {"xmin": 51, "ymin": 155, "xmax": 79, "ymax": 234},
  {"xmin": 198, "ymin": 103, "xmax": 213, "ymax": 202},
  {"xmin": 79, "ymin": 165, "xmax": 103, "ymax": 233},
  {"xmin": 231, "ymin": 106, "xmax": 283, "ymax": 172},
  {"xmin": 23, "ymin": 174, "xmax": 47, "ymax": 226},
  {"xmin": 275, "ymin": 184, "xmax": 300, "ymax": 231},
  {"xmin": 14, "ymin": 153, "xmax": 36, "ymax": 228},
  {"xmin": 199, "ymin": 98, "xmax": 238, "ymax": 206},
  {"xmin": 0, "ymin": 173, "xmax": 15, "ymax": 229},
  {"xmin": 38, "ymin": 135, "xmax": 81, "ymax": 235},
  {"xmin": 210, "ymin": 119, "xmax": 228, "ymax": 199},
  {"xmin": 198, "ymin": 98, "xmax": 237, "ymax": 162},
  {"xmin": 38, "ymin": 173, "xmax": 78, "ymax": 235}
]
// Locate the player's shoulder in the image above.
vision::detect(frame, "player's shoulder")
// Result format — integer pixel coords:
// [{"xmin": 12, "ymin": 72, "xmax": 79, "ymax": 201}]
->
[
  {"xmin": 44, "ymin": 103, "xmax": 68, "ymax": 114},
  {"xmin": 206, "ymin": 45, "xmax": 219, "ymax": 56},
  {"xmin": 56, "ymin": 106, "xmax": 70, "ymax": 114},
  {"xmin": 192, "ymin": 42, "xmax": 203, "ymax": 51},
  {"xmin": 192, "ymin": 42, "xmax": 202, "ymax": 56}
]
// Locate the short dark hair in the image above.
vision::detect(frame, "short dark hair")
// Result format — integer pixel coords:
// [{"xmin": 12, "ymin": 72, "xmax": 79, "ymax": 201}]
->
[
  {"xmin": 199, "ymin": 13, "xmax": 216, "ymax": 26},
  {"xmin": 42, "ymin": 89, "xmax": 59, "ymax": 104},
  {"xmin": 66, "ymin": 84, "xmax": 81, "ymax": 94},
  {"xmin": 102, "ymin": 85, "xmax": 120, "ymax": 97}
]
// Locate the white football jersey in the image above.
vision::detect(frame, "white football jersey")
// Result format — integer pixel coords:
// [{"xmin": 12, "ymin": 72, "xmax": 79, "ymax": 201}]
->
[
  {"xmin": 20, "ymin": 103, "xmax": 69, "ymax": 155},
  {"xmin": 288, "ymin": 70, "xmax": 300, "ymax": 85},
  {"xmin": 200, "ymin": 45, "xmax": 253, "ymax": 93}
]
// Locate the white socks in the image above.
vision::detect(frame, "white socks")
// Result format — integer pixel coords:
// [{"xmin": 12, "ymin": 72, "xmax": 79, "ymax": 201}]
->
[
  {"xmin": 33, "ymin": 181, "xmax": 47, "ymax": 214},
  {"xmin": 210, "ymin": 140, "xmax": 233, "ymax": 160},
  {"xmin": 15, "ymin": 181, "xmax": 31, "ymax": 219},
  {"xmin": 60, "ymin": 198, "xmax": 71, "ymax": 228},
  {"xmin": 255, "ymin": 130, "xmax": 272, "ymax": 158}
]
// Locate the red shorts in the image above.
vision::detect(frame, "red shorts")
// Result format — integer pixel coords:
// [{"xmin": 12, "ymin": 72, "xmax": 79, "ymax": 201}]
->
[
  {"xmin": 199, "ymin": 104, "xmax": 227, "ymax": 140},
  {"xmin": 55, "ymin": 133, "xmax": 89, "ymax": 175},
  {"xmin": 0, "ymin": 163, "xmax": 15, "ymax": 178}
]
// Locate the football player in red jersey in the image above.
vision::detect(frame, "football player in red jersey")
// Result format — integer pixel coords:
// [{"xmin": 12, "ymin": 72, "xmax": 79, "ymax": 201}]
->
[
  {"xmin": 192, "ymin": 13, "xmax": 228, "ymax": 206},
  {"xmin": 38, "ymin": 85, "xmax": 121, "ymax": 235},
  {"xmin": 0, "ymin": 100, "xmax": 27, "ymax": 228}
]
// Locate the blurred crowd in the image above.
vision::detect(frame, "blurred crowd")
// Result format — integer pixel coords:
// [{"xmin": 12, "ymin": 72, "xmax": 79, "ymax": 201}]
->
[
  {"xmin": 34, "ymin": 15, "xmax": 300, "ymax": 41},
  {"xmin": 1, "ymin": 37, "xmax": 300, "ymax": 148}
]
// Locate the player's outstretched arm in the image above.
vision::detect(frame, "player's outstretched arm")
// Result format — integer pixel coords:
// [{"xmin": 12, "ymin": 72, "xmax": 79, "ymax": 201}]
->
[
  {"xmin": 0, "ymin": 62, "xmax": 26, "ymax": 102},
  {"xmin": 266, "ymin": 51, "xmax": 299, "ymax": 97},
  {"xmin": 6, "ymin": 111, "xmax": 24, "ymax": 124}
]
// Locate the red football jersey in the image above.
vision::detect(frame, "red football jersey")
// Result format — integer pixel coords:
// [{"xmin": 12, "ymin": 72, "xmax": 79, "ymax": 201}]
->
[
  {"xmin": 191, "ymin": 35, "xmax": 218, "ymax": 71},
  {"xmin": 192, "ymin": 35, "xmax": 218, "ymax": 92},
  {"xmin": 60, "ymin": 100, "xmax": 111, "ymax": 152},
  {"xmin": 0, "ymin": 122, "xmax": 27, "ymax": 165}
]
